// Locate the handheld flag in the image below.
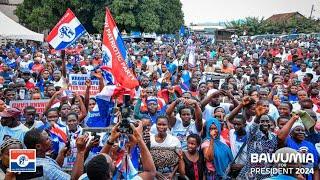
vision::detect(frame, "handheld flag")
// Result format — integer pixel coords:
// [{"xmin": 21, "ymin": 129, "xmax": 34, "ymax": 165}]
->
[
  {"xmin": 102, "ymin": 8, "xmax": 139, "ymax": 89},
  {"xmin": 187, "ymin": 45, "xmax": 196, "ymax": 68},
  {"xmin": 85, "ymin": 85, "xmax": 130, "ymax": 127},
  {"xmin": 46, "ymin": 8, "xmax": 86, "ymax": 50},
  {"xmin": 179, "ymin": 26, "xmax": 185, "ymax": 37}
]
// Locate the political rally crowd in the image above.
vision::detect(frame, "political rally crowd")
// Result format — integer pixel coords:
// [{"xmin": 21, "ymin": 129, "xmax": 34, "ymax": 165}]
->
[{"xmin": 0, "ymin": 33, "xmax": 320, "ymax": 180}]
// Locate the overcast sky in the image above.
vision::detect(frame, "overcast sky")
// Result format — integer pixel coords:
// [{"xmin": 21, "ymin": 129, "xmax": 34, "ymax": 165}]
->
[{"xmin": 181, "ymin": 0, "xmax": 320, "ymax": 24}]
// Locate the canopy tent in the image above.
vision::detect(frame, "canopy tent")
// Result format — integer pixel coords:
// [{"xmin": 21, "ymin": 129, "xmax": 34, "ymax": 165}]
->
[{"xmin": 0, "ymin": 11, "xmax": 44, "ymax": 42}]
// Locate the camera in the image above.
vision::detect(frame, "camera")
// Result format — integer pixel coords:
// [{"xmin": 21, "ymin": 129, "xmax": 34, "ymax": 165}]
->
[
  {"xmin": 118, "ymin": 94, "xmax": 133, "ymax": 134},
  {"xmin": 91, "ymin": 132, "xmax": 101, "ymax": 141}
]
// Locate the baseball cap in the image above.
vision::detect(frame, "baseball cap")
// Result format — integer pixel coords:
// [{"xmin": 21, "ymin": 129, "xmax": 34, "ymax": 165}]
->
[
  {"xmin": 0, "ymin": 108, "xmax": 21, "ymax": 118},
  {"xmin": 146, "ymin": 96, "xmax": 158, "ymax": 105},
  {"xmin": 20, "ymin": 69, "xmax": 30, "ymax": 74}
]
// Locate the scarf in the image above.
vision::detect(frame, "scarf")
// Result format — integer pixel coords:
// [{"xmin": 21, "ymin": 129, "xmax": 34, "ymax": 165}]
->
[{"xmin": 205, "ymin": 117, "xmax": 233, "ymax": 178}]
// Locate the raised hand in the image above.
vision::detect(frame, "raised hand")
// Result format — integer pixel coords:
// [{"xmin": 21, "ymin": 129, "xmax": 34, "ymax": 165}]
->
[
  {"xmin": 76, "ymin": 134, "xmax": 89, "ymax": 153},
  {"xmin": 85, "ymin": 79, "xmax": 91, "ymax": 87},
  {"xmin": 92, "ymin": 71, "xmax": 103, "ymax": 79},
  {"xmin": 255, "ymin": 104, "xmax": 268, "ymax": 117},
  {"xmin": 241, "ymin": 96, "xmax": 252, "ymax": 106},
  {"xmin": 210, "ymin": 128, "xmax": 218, "ymax": 139},
  {"xmin": 291, "ymin": 114, "xmax": 300, "ymax": 122},
  {"xmin": 129, "ymin": 121, "xmax": 143, "ymax": 144},
  {"xmin": 109, "ymin": 123, "xmax": 121, "ymax": 143}
]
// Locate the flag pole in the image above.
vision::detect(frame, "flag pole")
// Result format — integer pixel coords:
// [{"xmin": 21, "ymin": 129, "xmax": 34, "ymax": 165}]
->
[{"xmin": 86, "ymin": 32, "xmax": 103, "ymax": 53}]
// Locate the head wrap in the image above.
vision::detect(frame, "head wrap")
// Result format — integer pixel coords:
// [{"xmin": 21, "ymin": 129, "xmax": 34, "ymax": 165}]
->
[
  {"xmin": 290, "ymin": 120, "xmax": 305, "ymax": 133},
  {"xmin": 0, "ymin": 138, "xmax": 23, "ymax": 153},
  {"xmin": 205, "ymin": 117, "xmax": 233, "ymax": 178}
]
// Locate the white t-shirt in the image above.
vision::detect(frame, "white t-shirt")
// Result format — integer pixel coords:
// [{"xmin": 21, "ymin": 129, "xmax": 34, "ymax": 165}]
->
[
  {"xmin": 146, "ymin": 61, "xmax": 157, "ymax": 73},
  {"xmin": 268, "ymin": 103, "xmax": 280, "ymax": 121},
  {"xmin": 0, "ymin": 123, "xmax": 29, "ymax": 144},
  {"xmin": 63, "ymin": 126, "xmax": 83, "ymax": 169},
  {"xmin": 295, "ymin": 69, "xmax": 312, "ymax": 81},
  {"xmin": 202, "ymin": 103, "xmax": 231, "ymax": 121},
  {"xmin": 150, "ymin": 134, "xmax": 181, "ymax": 148},
  {"xmin": 26, "ymin": 120, "xmax": 44, "ymax": 130},
  {"xmin": 53, "ymin": 77, "xmax": 67, "ymax": 88},
  {"xmin": 83, "ymin": 65, "xmax": 94, "ymax": 72},
  {"xmin": 311, "ymin": 71, "xmax": 320, "ymax": 83},
  {"xmin": 233, "ymin": 57, "xmax": 241, "ymax": 67},
  {"xmin": 20, "ymin": 60, "xmax": 32, "ymax": 70},
  {"xmin": 171, "ymin": 118, "xmax": 199, "ymax": 150}
]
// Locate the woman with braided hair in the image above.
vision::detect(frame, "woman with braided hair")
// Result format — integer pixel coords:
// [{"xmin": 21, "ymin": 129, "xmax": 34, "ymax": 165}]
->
[{"xmin": 0, "ymin": 138, "xmax": 23, "ymax": 179}]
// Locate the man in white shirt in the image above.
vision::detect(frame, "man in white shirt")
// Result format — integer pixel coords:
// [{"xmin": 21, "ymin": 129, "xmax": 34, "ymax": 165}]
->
[
  {"xmin": 233, "ymin": 53, "xmax": 242, "ymax": 67},
  {"xmin": 0, "ymin": 108, "xmax": 29, "ymax": 144},
  {"xmin": 82, "ymin": 56, "xmax": 94, "ymax": 72},
  {"xmin": 23, "ymin": 106, "xmax": 44, "ymax": 129},
  {"xmin": 146, "ymin": 57, "xmax": 157, "ymax": 75},
  {"xmin": 19, "ymin": 54, "xmax": 32, "ymax": 71},
  {"xmin": 295, "ymin": 63, "xmax": 312, "ymax": 81}
]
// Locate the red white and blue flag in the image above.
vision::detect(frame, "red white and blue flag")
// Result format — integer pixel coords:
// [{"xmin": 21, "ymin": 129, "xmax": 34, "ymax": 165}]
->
[
  {"xmin": 46, "ymin": 8, "xmax": 86, "ymax": 50},
  {"xmin": 10, "ymin": 149, "xmax": 36, "ymax": 172},
  {"xmin": 85, "ymin": 85, "xmax": 130, "ymax": 127},
  {"xmin": 102, "ymin": 8, "xmax": 139, "ymax": 89},
  {"xmin": 50, "ymin": 123, "xmax": 68, "ymax": 143}
]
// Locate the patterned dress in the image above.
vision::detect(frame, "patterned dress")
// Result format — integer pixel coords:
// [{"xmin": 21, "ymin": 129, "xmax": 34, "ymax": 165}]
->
[{"xmin": 237, "ymin": 123, "xmax": 278, "ymax": 180}]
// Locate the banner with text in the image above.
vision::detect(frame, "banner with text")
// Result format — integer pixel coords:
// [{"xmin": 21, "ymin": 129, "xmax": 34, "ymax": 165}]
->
[
  {"xmin": 10, "ymin": 99, "xmax": 50, "ymax": 114},
  {"xmin": 69, "ymin": 74, "xmax": 100, "ymax": 96}
]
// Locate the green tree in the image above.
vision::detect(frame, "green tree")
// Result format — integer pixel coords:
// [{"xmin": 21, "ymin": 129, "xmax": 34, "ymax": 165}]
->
[
  {"xmin": 136, "ymin": 0, "xmax": 160, "ymax": 32},
  {"xmin": 15, "ymin": 0, "xmax": 184, "ymax": 33},
  {"xmin": 226, "ymin": 16, "xmax": 320, "ymax": 35},
  {"xmin": 157, "ymin": 0, "xmax": 184, "ymax": 33},
  {"xmin": 109, "ymin": 0, "xmax": 139, "ymax": 32}
]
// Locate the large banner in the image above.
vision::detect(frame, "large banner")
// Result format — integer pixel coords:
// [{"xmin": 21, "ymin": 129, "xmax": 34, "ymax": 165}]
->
[
  {"xmin": 10, "ymin": 99, "xmax": 50, "ymax": 114},
  {"xmin": 69, "ymin": 74, "xmax": 100, "ymax": 96}
]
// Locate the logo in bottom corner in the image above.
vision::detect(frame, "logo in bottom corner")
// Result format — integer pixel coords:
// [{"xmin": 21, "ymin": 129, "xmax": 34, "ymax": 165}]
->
[{"xmin": 10, "ymin": 149, "xmax": 36, "ymax": 172}]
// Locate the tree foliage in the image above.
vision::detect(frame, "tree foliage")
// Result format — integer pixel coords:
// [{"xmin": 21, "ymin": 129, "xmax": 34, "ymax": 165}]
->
[
  {"xmin": 15, "ymin": 0, "xmax": 184, "ymax": 34},
  {"xmin": 226, "ymin": 16, "xmax": 320, "ymax": 35},
  {"xmin": 157, "ymin": 0, "xmax": 184, "ymax": 34}
]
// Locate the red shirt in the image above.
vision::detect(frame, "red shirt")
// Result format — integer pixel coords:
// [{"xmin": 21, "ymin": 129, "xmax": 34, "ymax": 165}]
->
[
  {"xmin": 32, "ymin": 64, "xmax": 44, "ymax": 74},
  {"xmin": 26, "ymin": 81, "xmax": 35, "ymax": 90},
  {"xmin": 157, "ymin": 86, "xmax": 183, "ymax": 103},
  {"xmin": 270, "ymin": 49, "xmax": 280, "ymax": 57}
]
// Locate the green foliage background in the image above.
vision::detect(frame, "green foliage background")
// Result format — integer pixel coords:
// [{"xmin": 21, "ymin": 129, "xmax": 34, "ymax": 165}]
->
[
  {"xmin": 15, "ymin": 0, "xmax": 184, "ymax": 34},
  {"xmin": 225, "ymin": 16, "xmax": 320, "ymax": 36}
]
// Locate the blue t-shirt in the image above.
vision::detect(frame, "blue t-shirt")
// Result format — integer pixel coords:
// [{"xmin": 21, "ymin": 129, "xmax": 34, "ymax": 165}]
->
[
  {"xmin": 141, "ymin": 56, "xmax": 149, "ymax": 65},
  {"xmin": 286, "ymin": 137, "xmax": 319, "ymax": 180},
  {"xmin": 166, "ymin": 63, "xmax": 177, "ymax": 75},
  {"xmin": 5, "ymin": 58, "xmax": 17, "ymax": 69},
  {"xmin": 140, "ymin": 105, "xmax": 167, "ymax": 125},
  {"xmin": 288, "ymin": 94, "xmax": 298, "ymax": 104},
  {"xmin": 291, "ymin": 64, "xmax": 300, "ymax": 73},
  {"xmin": 265, "ymin": 174, "xmax": 296, "ymax": 180}
]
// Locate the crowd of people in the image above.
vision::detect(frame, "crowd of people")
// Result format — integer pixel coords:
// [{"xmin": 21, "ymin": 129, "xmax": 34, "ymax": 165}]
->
[{"xmin": 0, "ymin": 33, "xmax": 319, "ymax": 180}]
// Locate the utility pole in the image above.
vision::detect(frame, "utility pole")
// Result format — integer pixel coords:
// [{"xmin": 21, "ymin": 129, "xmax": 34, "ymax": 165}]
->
[{"xmin": 310, "ymin": 4, "xmax": 315, "ymax": 19}]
